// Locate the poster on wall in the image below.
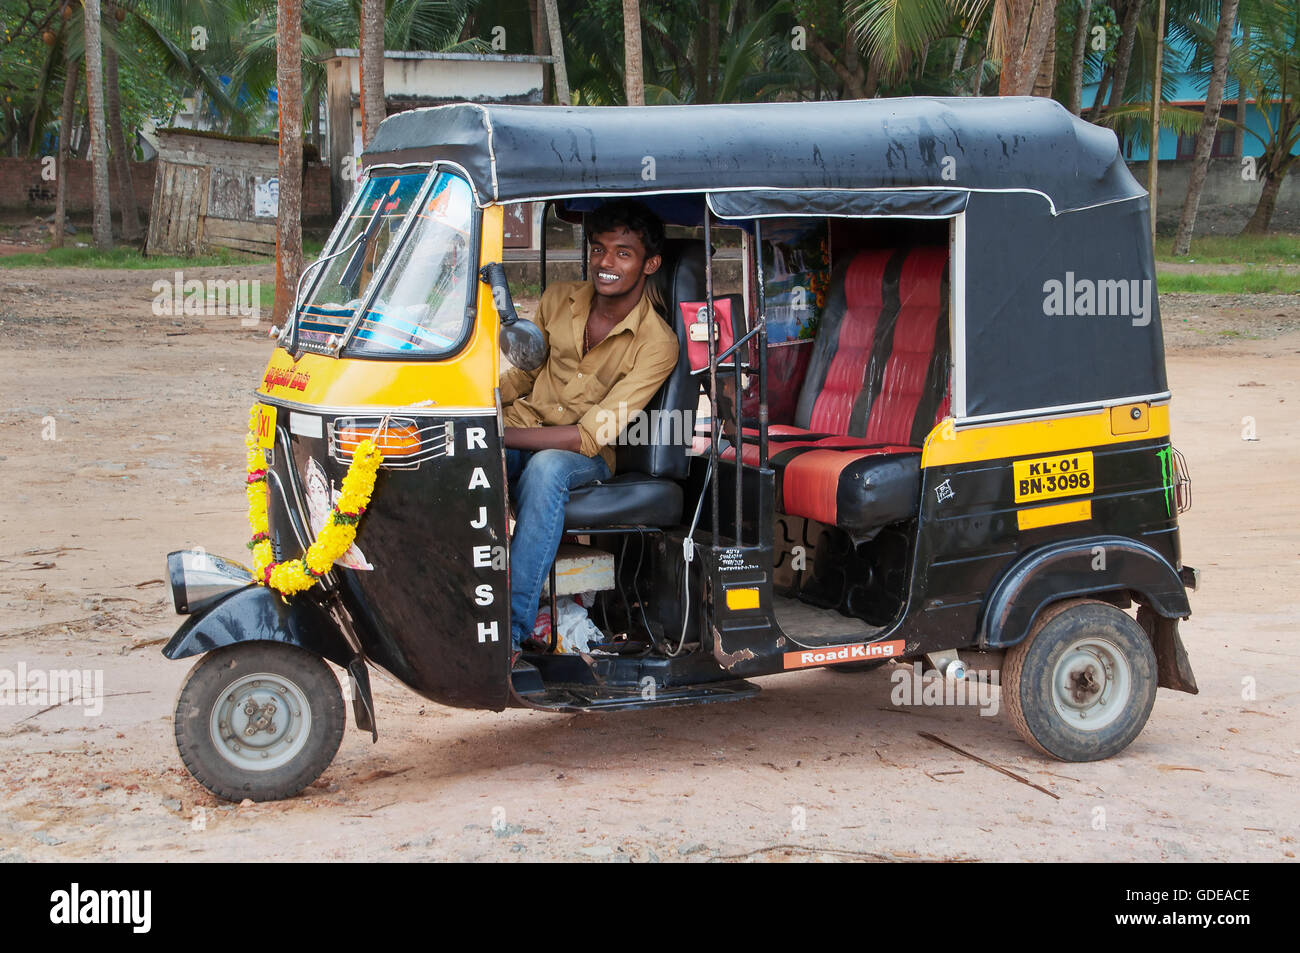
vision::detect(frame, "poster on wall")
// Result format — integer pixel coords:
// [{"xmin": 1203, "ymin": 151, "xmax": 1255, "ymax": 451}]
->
[
  {"xmin": 761, "ymin": 220, "xmax": 829, "ymax": 344},
  {"xmin": 254, "ymin": 177, "xmax": 279, "ymax": 218}
]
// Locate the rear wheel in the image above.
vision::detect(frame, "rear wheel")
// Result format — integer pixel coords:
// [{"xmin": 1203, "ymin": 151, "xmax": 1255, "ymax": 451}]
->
[
  {"xmin": 173, "ymin": 642, "xmax": 345, "ymax": 802},
  {"xmin": 1002, "ymin": 599, "xmax": 1156, "ymax": 762}
]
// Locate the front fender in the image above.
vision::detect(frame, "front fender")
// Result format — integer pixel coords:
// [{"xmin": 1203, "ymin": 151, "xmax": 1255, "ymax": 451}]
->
[
  {"xmin": 980, "ymin": 535, "xmax": 1191, "ymax": 650},
  {"xmin": 162, "ymin": 583, "xmax": 356, "ymax": 669}
]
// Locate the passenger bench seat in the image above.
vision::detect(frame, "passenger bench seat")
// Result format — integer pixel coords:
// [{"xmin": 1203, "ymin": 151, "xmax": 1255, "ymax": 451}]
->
[{"xmin": 774, "ymin": 246, "xmax": 950, "ymax": 536}]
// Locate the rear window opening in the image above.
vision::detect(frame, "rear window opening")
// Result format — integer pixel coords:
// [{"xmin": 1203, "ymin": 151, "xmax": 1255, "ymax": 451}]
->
[{"xmin": 736, "ymin": 216, "xmax": 953, "ymax": 433}]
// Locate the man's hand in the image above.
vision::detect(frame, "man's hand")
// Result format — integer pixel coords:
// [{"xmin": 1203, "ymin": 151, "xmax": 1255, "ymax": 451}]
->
[{"xmin": 503, "ymin": 425, "xmax": 583, "ymax": 453}]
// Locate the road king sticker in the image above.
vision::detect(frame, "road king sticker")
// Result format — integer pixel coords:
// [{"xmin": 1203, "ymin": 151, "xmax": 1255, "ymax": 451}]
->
[
  {"xmin": 783, "ymin": 640, "xmax": 905, "ymax": 670},
  {"xmin": 1013, "ymin": 451, "xmax": 1094, "ymax": 503}
]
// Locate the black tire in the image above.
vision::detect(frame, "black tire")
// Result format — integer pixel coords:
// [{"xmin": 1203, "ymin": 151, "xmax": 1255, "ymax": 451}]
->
[
  {"xmin": 1002, "ymin": 599, "xmax": 1157, "ymax": 762},
  {"xmin": 173, "ymin": 642, "xmax": 345, "ymax": 802}
]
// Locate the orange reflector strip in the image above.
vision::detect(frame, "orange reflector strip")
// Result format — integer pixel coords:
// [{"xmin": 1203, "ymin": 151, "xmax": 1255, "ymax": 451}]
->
[
  {"xmin": 337, "ymin": 424, "xmax": 421, "ymax": 456},
  {"xmin": 1017, "ymin": 499, "xmax": 1092, "ymax": 530},
  {"xmin": 725, "ymin": 588, "xmax": 760, "ymax": 611}
]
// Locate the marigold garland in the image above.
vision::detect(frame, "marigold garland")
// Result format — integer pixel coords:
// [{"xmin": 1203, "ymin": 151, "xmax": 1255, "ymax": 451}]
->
[{"xmin": 245, "ymin": 405, "xmax": 383, "ymax": 595}]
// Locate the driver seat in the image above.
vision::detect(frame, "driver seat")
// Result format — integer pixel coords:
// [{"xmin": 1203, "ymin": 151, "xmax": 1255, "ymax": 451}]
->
[{"xmin": 562, "ymin": 238, "xmax": 705, "ymax": 530}]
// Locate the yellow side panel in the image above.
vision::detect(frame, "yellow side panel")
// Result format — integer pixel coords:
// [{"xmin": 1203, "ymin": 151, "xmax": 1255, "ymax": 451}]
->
[
  {"xmin": 1017, "ymin": 499, "xmax": 1092, "ymax": 531},
  {"xmin": 921, "ymin": 404, "xmax": 1170, "ymax": 469},
  {"xmin": 256, "ymin": 205, "xmax": 506, "ymax": 410}
]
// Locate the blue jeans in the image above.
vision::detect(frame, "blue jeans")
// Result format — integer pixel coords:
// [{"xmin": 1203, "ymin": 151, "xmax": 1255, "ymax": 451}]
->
[{"xmin": 506, "ymin": 448, "xmax": 611, "ymax": 648}]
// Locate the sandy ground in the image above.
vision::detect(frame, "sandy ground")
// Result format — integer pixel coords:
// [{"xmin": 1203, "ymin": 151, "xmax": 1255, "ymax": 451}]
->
[{"xmin": 0, "ymin": 263, "xmax": 1297, "ymax": 863}]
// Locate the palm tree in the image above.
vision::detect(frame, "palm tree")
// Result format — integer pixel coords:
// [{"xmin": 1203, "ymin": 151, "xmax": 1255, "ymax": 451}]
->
[
  {"xmin": 274, "ymin": 0, "xmax": 303, "ymax": 326},
  {"xmin": 83, "ymin": 0, "xmax": 113, "ymax": 250},
  {"xmin": 1067, "ymin": 0, "xmax": 1092, "ymax": 113},
  {"xmin": 1173, "ymin": 0, "xmax": 1241, "ymax": 254},
  {"xmin": 52, "ymin": 50, "xmax": 80, "ymax": 250},
  {"xmin": 850, "ymin": 0, "xmax": 1061, "ymax": 97},
  {"xmin": 623, "ymin": 0, "xmax": 644, "ymax": 106},
  {"xmin": 360, "ymin": 0, "xmax": 385, "ymax": 147},
  {"xmin": 542, "ymin": 0, "xmax": 570, "ymax": 104},
  {"xmin": 103, "ymin": 5, "xmax": 142, "ymax": 242},
  {"xmin": 1234, "ymin": 0, "xmax": 1300, "ymax": 233},
  {"xmin": 1001, "ymin": 0, "xmax": 1059, "ymax": 95}
]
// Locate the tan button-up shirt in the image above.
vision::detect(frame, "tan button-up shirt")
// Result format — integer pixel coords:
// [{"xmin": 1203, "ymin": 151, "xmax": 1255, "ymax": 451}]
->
[{"xmin": 500, "ymin": 280, "xmax": 679, "ymax": 474}]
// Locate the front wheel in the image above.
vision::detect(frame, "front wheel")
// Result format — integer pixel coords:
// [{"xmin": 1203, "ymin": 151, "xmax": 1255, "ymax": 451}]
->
[
  {"xmin": 173, "ymin": 642, "xmax": 345, "ymax": 802},
  {"xmin": 1001, "ymin": 599, "xmax": 1157, "ymax": 762}
]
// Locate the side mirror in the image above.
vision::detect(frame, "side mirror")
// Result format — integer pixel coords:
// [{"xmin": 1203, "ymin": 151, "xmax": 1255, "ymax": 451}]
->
[{"xmin": 479, "ymin": 261, "xmax": 548, "ymax": 371}]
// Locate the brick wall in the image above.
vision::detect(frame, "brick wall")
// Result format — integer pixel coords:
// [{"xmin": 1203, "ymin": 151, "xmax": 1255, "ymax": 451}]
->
[{"xmin": 0, "ymin": 157, "xmax": 333, "ymax": 223}]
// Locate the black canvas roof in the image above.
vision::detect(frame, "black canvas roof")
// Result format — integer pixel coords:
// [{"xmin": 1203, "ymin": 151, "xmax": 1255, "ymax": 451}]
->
[{"xmin": 364, "ymin": 97, "xmax": 1144, "ymax": 214}]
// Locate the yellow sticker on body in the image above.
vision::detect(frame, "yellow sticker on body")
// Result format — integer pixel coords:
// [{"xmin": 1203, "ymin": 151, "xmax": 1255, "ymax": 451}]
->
[
  {"xmin": 1013, "ymin": 451, "xmax": 1094, "ymax": 503},
  {"xmin": 256, "ymin": 404, "xmax": 277, "ymax": 450}
]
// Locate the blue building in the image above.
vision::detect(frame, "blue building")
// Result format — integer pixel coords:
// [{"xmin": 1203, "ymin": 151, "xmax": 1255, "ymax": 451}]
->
[{"xmin": 1082, "ymin": 32, "xmax": 1298, "ymax": 162}]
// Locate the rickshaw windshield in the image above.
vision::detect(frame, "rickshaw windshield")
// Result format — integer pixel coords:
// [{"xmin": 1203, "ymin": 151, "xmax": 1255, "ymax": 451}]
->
[
  {"xmin": 344, "ymin": 171, "xmax": 476, "ymax": 358},
  {"xmin": 294, "ymin": 170, "xmax": 426, "ymax": 348}
]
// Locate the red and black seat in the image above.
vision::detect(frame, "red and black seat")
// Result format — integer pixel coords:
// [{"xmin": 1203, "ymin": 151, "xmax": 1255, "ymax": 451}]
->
[{"xmin": 727, "ymin": 245, "xmax": 950, "ymax": 537}]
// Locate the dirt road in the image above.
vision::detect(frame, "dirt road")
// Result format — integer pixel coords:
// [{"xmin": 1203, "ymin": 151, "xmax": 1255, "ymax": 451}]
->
[{"xmin": 0, "ymin": 264, "xmax": 1296, "ymax": 862}]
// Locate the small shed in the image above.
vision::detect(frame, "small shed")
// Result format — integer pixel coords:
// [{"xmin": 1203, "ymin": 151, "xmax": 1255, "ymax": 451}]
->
[{"xmin": 145, "ymin": 128, "xmax": 280, "ymax": 257}]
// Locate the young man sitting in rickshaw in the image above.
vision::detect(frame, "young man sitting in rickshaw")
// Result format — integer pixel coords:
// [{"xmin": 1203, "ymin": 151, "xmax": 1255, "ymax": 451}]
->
[{"xmin": 498, "ymin": 200, "xmax": 679, "ymax": 652}]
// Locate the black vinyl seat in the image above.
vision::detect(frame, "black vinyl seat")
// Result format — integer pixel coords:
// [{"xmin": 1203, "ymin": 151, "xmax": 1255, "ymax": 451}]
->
[
  {"xmin": 563, "ymin": 237, "xmax": 705, "ymax": 530},
  {"xmin": 564, "ymin": 472, "xmax": 684, "ymax": 528}
]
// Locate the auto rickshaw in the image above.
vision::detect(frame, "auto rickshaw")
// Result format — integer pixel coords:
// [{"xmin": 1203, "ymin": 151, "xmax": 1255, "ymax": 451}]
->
[{"xmin": 164, "ymin": 97, "xmax": 1199, "ymax": 802}]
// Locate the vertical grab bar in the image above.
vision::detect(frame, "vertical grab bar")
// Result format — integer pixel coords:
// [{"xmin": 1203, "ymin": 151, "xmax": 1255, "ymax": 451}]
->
[
  {"xmin": 704, "ymin": 213, "xmax": 721, "ymax": 550},
  {"xmin": 539, "ymin": 200, "xmax": 549, "ymax": 293},
  {"xmin": 580, "ymin": 218, "xmax": 589, "ymax": 282},
  {"xmin": 732, "ymin": 239, "xmax": 744, "ymax": 548},
  {"xmin": 754, "ymin": 220, "xmax": 769, "ymax": 469}
]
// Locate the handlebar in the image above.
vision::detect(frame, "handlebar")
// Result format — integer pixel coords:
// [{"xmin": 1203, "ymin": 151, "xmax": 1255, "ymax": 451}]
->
[{"xmin": 478, "ymin": 262, "xmax": 520, "ymax": 325}]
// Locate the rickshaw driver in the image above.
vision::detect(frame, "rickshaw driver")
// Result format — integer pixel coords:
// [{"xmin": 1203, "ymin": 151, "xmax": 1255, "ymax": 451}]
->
[{"xmin": 498, "ymin": 200, "xmax": 679, "ymax": 652}]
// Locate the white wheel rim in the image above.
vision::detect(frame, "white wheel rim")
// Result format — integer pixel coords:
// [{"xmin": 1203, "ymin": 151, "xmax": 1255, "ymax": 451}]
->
[
  {"xmin": 209, "ymin": 671, "xmax": 313, "ymax": 772},
  {"xmin": 1051, "ymin": 636, "xmax": 1132, "ymax": 732}
]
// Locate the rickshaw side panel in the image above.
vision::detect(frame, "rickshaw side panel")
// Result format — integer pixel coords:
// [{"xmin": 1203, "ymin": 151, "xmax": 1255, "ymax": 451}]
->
[
  {"xmin": 906, "ymin": 412, "xmax": 1185, "ymax": 655},
  {"xmin": 890, "ymin": 187, "xmax": 1183, "ymax": 657},
  {"xmin": 252, "ymin": 402, "xmax": 512, "ymax": 710},
  {"xmin": 323, "ymin": 412, "xmax": 511, "ymax": 710}
]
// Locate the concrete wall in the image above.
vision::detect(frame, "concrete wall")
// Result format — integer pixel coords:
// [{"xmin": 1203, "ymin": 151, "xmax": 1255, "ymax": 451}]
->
[
  {"xmin": 1141, "ymin": 158, "xmax": 1300, "ymax": 234},
  {"xmin": 0, "ymin": 157, "xmax": 335, "ymax": 224}
]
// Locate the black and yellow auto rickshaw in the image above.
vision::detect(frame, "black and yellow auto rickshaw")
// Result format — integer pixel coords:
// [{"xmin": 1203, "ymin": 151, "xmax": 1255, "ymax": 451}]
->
[{"xmin": 164, "ymin": 97, "xmax": 1198, "ymax": 802}]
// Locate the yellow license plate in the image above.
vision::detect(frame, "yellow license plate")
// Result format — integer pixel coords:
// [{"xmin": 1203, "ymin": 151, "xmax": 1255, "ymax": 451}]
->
[
  {"xmin": 1013, "ymin": 451, "xmax": 1094, "ymax": 503},
  {"xmin": 255, "ymin": 404, "xmax": 277, "ymax": 450}
]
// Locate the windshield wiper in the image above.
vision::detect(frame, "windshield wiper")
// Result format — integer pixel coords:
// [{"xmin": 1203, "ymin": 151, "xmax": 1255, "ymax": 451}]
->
[{"xmin": 339, "ymin": 180, "xmax": 401, "ymax": 292}]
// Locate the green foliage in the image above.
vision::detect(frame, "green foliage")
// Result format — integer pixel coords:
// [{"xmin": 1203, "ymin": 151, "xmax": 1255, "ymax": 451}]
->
[
  {"xmin": 1156, "ymin": 231, "xmax": 1300, "ymax": 262},
  {"xmin": 1231, "ymin": 0, "xmax": 1300, "ymax": 159},
  {"xmin": 1156, "ymin": 269, "xmax": 1300, "ymax": 293},
  {"xmin": 0, "ymin": 240, "xmax": 268, "ymax": 268}
]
